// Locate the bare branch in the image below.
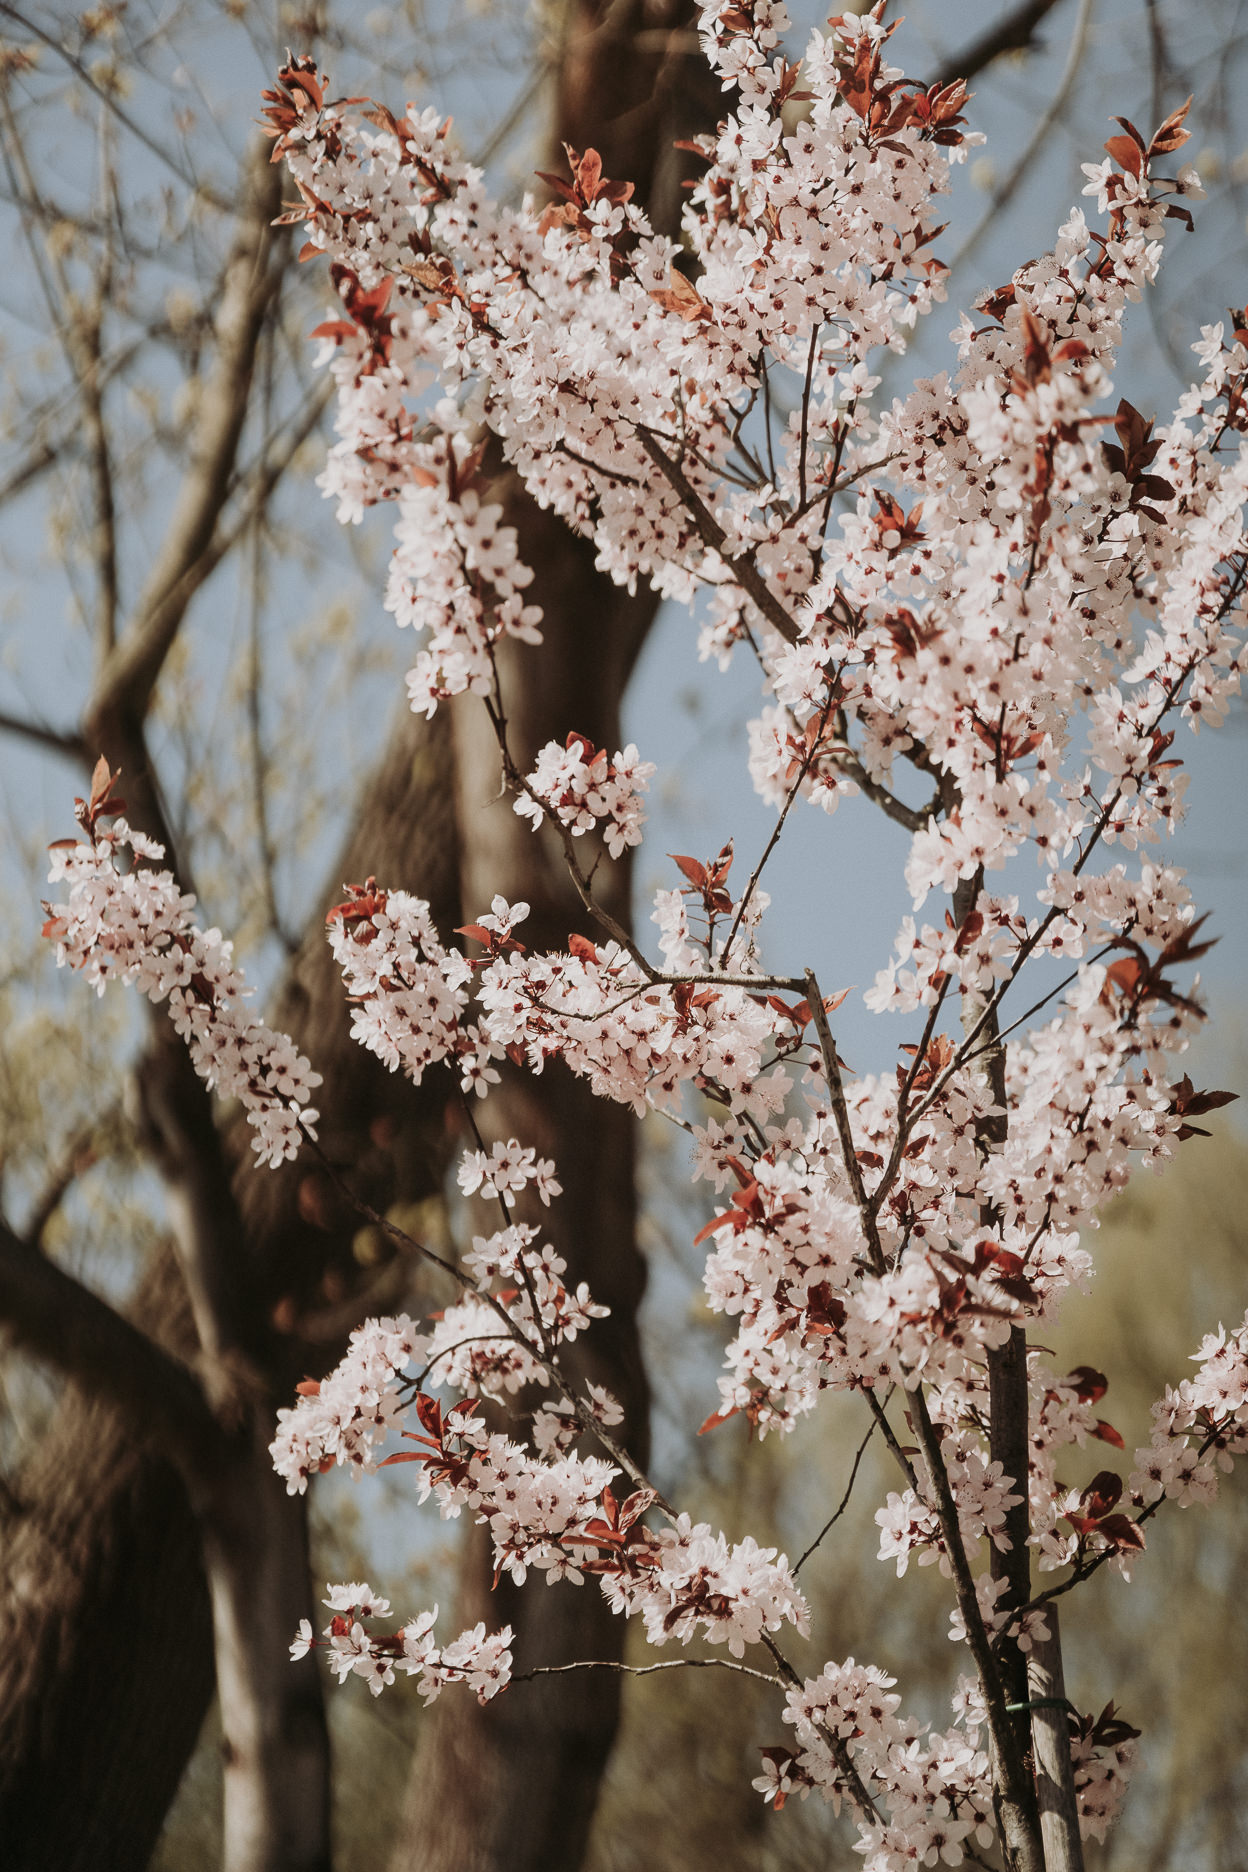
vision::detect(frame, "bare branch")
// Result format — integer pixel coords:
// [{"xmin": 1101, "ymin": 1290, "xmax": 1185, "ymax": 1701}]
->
[
  {"xmin": 933, "ymin": 0, "xmax": 1068, "ymax": 89},
  {"xmin": 0, "ymin": 4, "xmax": 233, "ymax": 211},
  {"xmin": 0, "ymin": 709, "xmax": 87, "ymax": 760},
  {"xmin": 794, "ymin": 1406, "xmax": 880, "ymax": 1572},
  {"xmin": 518, "ymin": 1655, "xmax": 783, "ymax": 1686},
  {"xmin": 0, "ymin": 1217, "xmax": 222, "ymax": 1474},
  {"xmin": 634, "ymin": 425, "xmax": 801, "ymax": 646},
  {"xmin": 949, "ymin": 0, "xmax": 1095, "ymax": 279},
  {"xmin": 87, "ymin": 139, "xmax": 286, "ymax": 733}
]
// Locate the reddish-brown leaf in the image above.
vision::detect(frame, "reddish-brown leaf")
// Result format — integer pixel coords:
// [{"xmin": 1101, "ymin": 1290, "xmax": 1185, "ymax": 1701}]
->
[
  {"xmin": 1104, "ymin": 134, "xmax": 1144, "ymax": 177},
  {"xmin": 670, "ymin": 852, "xmax": 709, "ymax": 889}
]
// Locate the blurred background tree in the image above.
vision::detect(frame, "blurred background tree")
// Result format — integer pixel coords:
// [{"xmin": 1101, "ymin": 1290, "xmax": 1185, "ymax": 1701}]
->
[{"xmin": 0, "ymin": 2, "xmax": 1245, "ymax": 1869}]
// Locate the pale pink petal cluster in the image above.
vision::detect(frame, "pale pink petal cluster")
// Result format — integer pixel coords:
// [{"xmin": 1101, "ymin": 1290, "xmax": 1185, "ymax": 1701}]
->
[
  {"xmin": 515, "ymin": 735, "xmax": 655, "ymax": 858},
  {"xmin": 291, "ymin": 1588, "xmax": 513, "ymax": 1703},
  {"xmin": 1130, "ymin": 1311, "xmax": 1248, "ymax": 1507},
  {"xmin": 270, "ymin": 1314, "xmax": 428, "ymax": 1492},
  {"xmin": 45, "ymin": 815, "xmax": 320, "ymax": 1168}
]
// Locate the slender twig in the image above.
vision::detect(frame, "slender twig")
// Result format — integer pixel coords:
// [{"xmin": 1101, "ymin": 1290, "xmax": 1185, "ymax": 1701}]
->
[
  {"xmin": 721, "ymin": 700, "xmax": 833, "ymax": 967},
  {"xmin": 863, "ymin": 1386, "xmax": 920, "ymax": 1494},
  {"xmin": 797, "ymin": 325, "xmax": 819, "ymax": 511},
  {"xmin": 795, "ymin": 1407, "xmax": 880, "ymax": 1572},
  {"xmin": 0, "ymin": 4, "xmax": 234, "ymax": 210},
  {"xmin": 634, "ymin": 426, "xmax": 800, "ymax": 646},
  {"xmin": 0, "ymin": 709, "xmax": 87, "ymax": 761},
  {"xmin": 517, "ymin": 1655, "xmax": 783, "ymax": 1686},
  {"xmin": 803, "ymin": 967, "xmax": 886, "ymax": 1274},
  {"xmin": 948, "ymin": 0, "xmax": 1095, "ymax": 280}
]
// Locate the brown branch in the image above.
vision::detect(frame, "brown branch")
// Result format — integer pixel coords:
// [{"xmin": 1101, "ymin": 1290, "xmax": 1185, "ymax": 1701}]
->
[
  {"xmin": 909, "ymin": 1389, "xmax": 1043, "ymax": 1872},
  {"xmin": 518, "ymin": 1655, "xmax": 782, "ymax": 1686},
  {"xmin": 0, "ymin": 709, "xmax": 87, "ymax": 760},
  {"xmin": 87, "ymin": 139, "xmax": 286, "ymax": 732},
  {"xmin": 1029, "ymin": 1605, "xmax": 1085, "ymax": 1872},
  {"xmin": 803, "ymin": 967, "xmax": 887, "ymax": 1274},
  {"xmin": 634, "ymin": 426, "xmax": 801, "ymax": 646},
  {"xmin": 794, "ymin": 1407, "xmax": 879, "ymax": 1572},
  {"xmin": 831, "ymin": 742, "xmax": 939, "ymax": 833},
  {"xmin": 933, "ymin": 0, "xmax": 1067, "ymax": 88},
  {"xmin": 18, "ymin": 1109, "xmax": 117, "ymax": 1251},
  {"xmin": 0, "ymin": 1218, "xmax": 222, "ymax": 1475},
  {"xmin": 0, "ymin": 4, "xmax": 234, "ymax": 212}
]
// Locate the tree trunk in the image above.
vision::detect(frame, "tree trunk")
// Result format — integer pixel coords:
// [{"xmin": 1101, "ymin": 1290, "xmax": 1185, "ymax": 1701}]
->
[{"xmin": 0, "ymin": 1255, "xmax": 213, "ymax": 1872}]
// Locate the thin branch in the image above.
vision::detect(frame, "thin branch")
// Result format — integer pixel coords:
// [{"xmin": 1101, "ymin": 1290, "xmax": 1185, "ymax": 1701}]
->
[
  {"xmin": 516, "ymin": 1655, "xmax": 783, "ymax": 1687},
  {"xmin": 949, "ymin": 0, "xmax": 1095, "ymax": 280},
  {"xmin": 794, "ymin": 1407, "xmax": 880, "ymax": 1572},
  {"xmin": 0, "ymin": 4, "xmax": 234, "ymax": 211},
  {"xmin": 0, "ymin": 709, "xmax": 87, "ymax": 760},
  {"xmin": 863, "ymin": 1385, "xmax": 920, "ymax": 1494},
  {"xmin": 803, "ymin": 967, "xmax": 886, "ymax": 1274},
  {"xmin": 932, "ymin": 0, "xmax": 1067, "ymax": 89},
  {"xmin": 830, "ymin": 742, "xmax": 939, "ymax": 833},
  {"xmin": 87, "ymin": 139, "xmax": 286, "ymax": 733},
  {"xmin": 19, "ymin": 1107, "xmax": 118, "ymax": 1249},
  {"xmin": 721, "ymin": 700, "xmax": 832, "ymax": 967},
  {"xmin": 633, "ymin": 426, "xmax": 800, "ymax": 646}
]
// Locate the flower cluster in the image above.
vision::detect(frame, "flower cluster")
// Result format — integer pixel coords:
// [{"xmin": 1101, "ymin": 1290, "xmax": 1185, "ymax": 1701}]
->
[
  {"xmin": 515, "ymin": 734, "xmax": 655, "ymax": 859},
  {"xmin": 457, "ymin": 1139, "xmax": 561, "ymax": 1206},
  {"xmin": 270, "ymin": 1314, "xmax": 427, "ymax": 1492},
  {"xmin": 755, "ymin": 1660, "xmax": 994, "ymax": 1870},
  {"xmin": 290, "ymin": 1585, "xmax": 513, "ymax": 1704},
  {"xmin": 43, "ymin": 764, "xmax": 320, "ymax": 1167},
  {"xmin": 1131, "ymin": 1311, "xmax": 1248, "ymax": 1507}
]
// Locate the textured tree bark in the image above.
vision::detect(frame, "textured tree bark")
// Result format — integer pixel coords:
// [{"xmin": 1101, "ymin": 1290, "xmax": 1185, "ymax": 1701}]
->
[
  {"xmin": 1029, "ymin": 1605, "xmax": 1085, "ymax": 1872},
  {"xmin": 0, "ymin": 1256, "xmax": 215, "ymax": 1872}
]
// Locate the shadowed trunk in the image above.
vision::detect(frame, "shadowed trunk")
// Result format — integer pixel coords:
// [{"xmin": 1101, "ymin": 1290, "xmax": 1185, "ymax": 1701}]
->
[{"xmin": 390, "ymin": 500, "xmax": 654, "ymax": 1872}]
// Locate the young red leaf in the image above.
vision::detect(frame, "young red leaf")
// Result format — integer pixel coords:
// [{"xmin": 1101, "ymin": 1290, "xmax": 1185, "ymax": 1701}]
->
[
  {"xmin": 1104, "ymin": 134, "xmax": 1144, "ymax": 177},
  {"xmin": 669, "ymin": 853, "xmax": 709, "ymax": 889},
  {"xmin": 1096, "ymin": 1513, "xmax": 1146, "ymax": 1552}
]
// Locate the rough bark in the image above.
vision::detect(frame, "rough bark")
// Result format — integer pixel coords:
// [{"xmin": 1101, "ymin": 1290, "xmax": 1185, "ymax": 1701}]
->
[
  {"xmin": 1029, "ymin": 1605, "xmax": 1085, "ymax": 1872},
  {"xmin": 0, "ymin": 1251, "xmax": 215, "ymax": 1872}
]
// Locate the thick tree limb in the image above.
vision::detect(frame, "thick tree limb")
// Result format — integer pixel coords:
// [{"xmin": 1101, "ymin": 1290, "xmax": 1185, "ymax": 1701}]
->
[{"xmin": 0, "ymin": 1219, "xmax": 221, "ymax": 1474}]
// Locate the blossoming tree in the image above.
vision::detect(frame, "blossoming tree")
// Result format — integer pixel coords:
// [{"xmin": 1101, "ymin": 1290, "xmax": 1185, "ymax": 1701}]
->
[{"xmin": 42, "ymin": 2, "xmax": 1248, "ymax": 1866}]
